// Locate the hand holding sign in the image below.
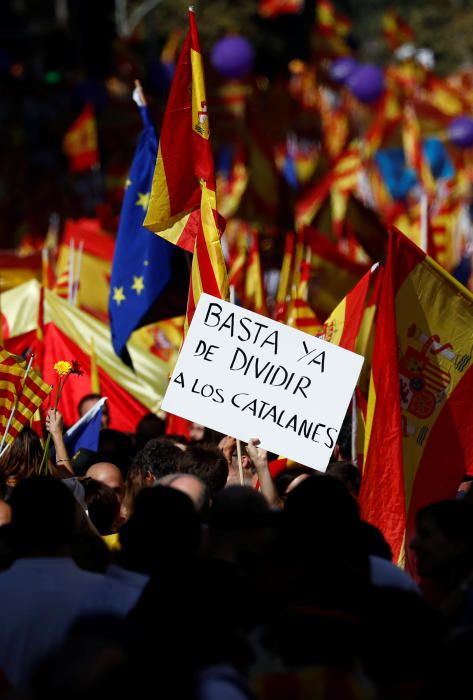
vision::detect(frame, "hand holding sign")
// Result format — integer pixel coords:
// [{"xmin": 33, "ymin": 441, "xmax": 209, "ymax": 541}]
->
[{"xmin": 162, "ymin": 294, "xmax": 364, "ymax": 472}]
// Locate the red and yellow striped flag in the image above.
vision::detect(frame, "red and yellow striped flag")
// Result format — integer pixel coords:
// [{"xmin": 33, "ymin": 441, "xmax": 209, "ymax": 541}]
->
[
  {"xmin": 287, "ymin": 248, "xmax": 322, "ymax": 335},
  {"xmin": 144, "ymin": 9, "xmax": 228, "ymax": 332},
  {"xmin": 144, "ymin": 10, "xmax": 216, "ymax": 253},
  {"xmin": 316, "ymin": 0, "xmax": 352, "ymax": 56},
  {"xmin": 402, "ymin": 105, "xmax": 435, "ymax": 197},
  {"xmin": 258, "ymin": 0, "xmax": 304, "ymax": 17},
  {"xmin": 382, "ymin": 9, "xmax": 414, "ymax": 51},
  {"xmin": 359, "ymin": 228, "xmax": 473, "ymax": 570},
  {"xmin": 244, "ymin": 233, "xmax": 268, "ymax": 316},
  {"xmin": 0, "ymin": 349, "xmax": 51, "ymax": 448},
  {"xmin": 274, "ymin": 232, "xmax": 295, "ymax": 321}
]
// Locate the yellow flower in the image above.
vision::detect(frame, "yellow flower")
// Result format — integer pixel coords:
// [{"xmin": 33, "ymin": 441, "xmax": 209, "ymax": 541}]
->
[{"xmin": 54, "ymin": 360, "xmax": 72, "ymax": 376}]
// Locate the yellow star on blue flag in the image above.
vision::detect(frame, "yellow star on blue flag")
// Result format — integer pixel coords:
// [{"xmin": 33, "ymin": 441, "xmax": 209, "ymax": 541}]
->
[{"xmin": 109, "ymin": 106, "xmax": 188, "ymax": 365}]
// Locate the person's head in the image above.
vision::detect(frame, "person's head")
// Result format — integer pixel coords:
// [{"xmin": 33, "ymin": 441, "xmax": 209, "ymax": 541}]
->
[
  {"xmin": 359, "ymin": 520, "xmax": 393, "ymax": 561},
  {"xmin": 119, "ymin": 486, "xmax": 201, "ymax": 574},
  {"xmin": 274, "ymin": 466, "xmax": 314, "ymax": 501},
  {"xmin": 207, "ymin": 485, "xmax": 276, "ymax": 564},
  {"xmin": 326, "ymin": 460, "xmax": 361, "ymax": 498},
  {"xmin": 188, "ymin": 422, "xmax": 205, "ymax": 442},
  {"xmin": 177, "ymin": 444, "xmax": 228, "ymax": 500},
  {"xmin": 85, "ymin": 462, "xmax": 124, "ymax": 502},
  {"xmin": 82, "ymin": 478, "xmax": 120, "ymax": 535},
  {"xmin": 0, "ymin": 500, "xmax": 11, "ymax": 527},
  {"xmin": 9, "ymin": 477, "xmax": 77, "ymax": 556},
  {"xmin": 410, "ymin": 500, "xmax": 473, "ymax": 582},
  {"xmin": 98, "ymin": 429, "xmax": 134, "ymax": 479},
  {"xmin": 77, "ymin": 394, "xmax": 110, "ymax": 429},
  {"xmin": 0, "ymin": 426, "xmax": 43, "ymax": 486},
  {"xmin": 188, "ymin": 423, "xmax": 225, "ymax": 446},
  {"xmin": 226, "ymin": 442, "xmax": 256, "ymax": 487},
  {"xmin": 157, "ymin": 473, "xmax": 210, "ymax": 514},
  {"xmin": 135, "ymin": 413, "xmax": 166, "ymax": 452},
  {"xmin": 138, "ymin": 438, "xmax": 184, "ymax": 484}
]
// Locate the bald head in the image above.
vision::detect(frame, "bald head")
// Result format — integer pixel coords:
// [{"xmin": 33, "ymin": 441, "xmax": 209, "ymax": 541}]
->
[
  {"xmin": 86, "ymin": 462, "xmax": 124, "ymax": 501},
  {"xmin": 158, "ymin": 473, "xmax": 209, "ymax": 513},
  {"xmin": 0, "ymin": 500, "xmax": 11, "ymax": 527}
]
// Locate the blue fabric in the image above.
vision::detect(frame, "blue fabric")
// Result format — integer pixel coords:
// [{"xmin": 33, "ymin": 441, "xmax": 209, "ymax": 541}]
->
[
  {"xmin": 423, "ymin": 138, "xmax": 454, "ymax": 180},
  {"xmin": 375, "ymin": 148, "xmax": 417, "ymax": 200},
  {"xmin": 63, "ymin": 398, "xmax": 105, "ymax": 455},
  {"xmin": 109, "ymin": 106, "xmax": 177, "ymax": 361}
]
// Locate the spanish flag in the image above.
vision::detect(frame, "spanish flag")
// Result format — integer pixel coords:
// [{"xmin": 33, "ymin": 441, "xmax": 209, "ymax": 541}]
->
[
  {"xmin": 146, "ymin": 9, "xmax": 228, "ymax": 331},
  {"xmin": 144, "ymin": 9, "xmax": 216, "ymax": 254},
  {"xmin": 359, "ymin": 228, "xmax": 473, "ymax": 570},
  {"xmin": 62, "ymin": 103, "xmax": 99, "ymax": 173}
]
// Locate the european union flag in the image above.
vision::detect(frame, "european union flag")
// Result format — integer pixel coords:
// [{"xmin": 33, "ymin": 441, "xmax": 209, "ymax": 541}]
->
[{"xmin": 109, "ymin": 105, "xmax": 188, "ymax": 364}]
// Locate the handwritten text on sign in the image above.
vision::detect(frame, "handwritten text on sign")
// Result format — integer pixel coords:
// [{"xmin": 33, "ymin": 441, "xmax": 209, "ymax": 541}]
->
[{"xmin": 162, "ymin": 295, "xmax": 364, "ymax": 471}]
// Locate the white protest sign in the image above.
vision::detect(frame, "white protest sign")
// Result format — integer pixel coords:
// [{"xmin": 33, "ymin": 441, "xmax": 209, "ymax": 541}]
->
[{"xmin": 162, "ymin": 294, "xmax": 364, "ymax": 471}]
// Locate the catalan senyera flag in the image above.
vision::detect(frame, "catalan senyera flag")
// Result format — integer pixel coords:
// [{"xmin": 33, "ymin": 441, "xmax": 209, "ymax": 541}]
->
[
  {"xmin": 402, "ymin": 105, "xmax": 435, "ymax": 197},
  {"xmin": 186, "ymin": 182, "xmax": 229, "ymax": 332},
  {"xmin": 144, "ymin": 9, "xmax": 215, "ymax": 253},
  {"xmin": 274, "ymin": 232, "xmax": 295, "ymax": 322},
  {"xmin": 316, "ymin": 0, "xmax": 352, "ymax": 56},
  {"xmin": 244, "ymin": 233, "xmax": 268, "ymax": 316},
  {"xmin": 359, "ymin": 228, "xmax": 473, "ymax": 571},
  {"xmin": 287, "ymin": 248, "xmax": 322, "ymax": 335},
  {"xmin": 0, "ymin": 348, "xmax": 51, "ymax": 448},
  {"xmin": 382, "ymin": 9, "xmax": 414, "ymax": 51},
  {"xmin": 62, "ymin": 103, "xmax": 99, "ymax": 173}
]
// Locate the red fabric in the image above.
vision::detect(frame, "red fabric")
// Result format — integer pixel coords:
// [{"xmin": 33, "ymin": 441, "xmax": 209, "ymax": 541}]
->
[
  {"xmin": 62, "ymin": 219, "xmax": 115, "ymax": 261},
  {"xmin": 268, "ymin": 458, "xmax": 288, "ymax": 478},
  {"xmin": 166, "ymin": 413, "xmax": 191, "ymax": 439},
  {"xmin": 41, "ymin": 324, "xmax": 148, "ymax": 432},
  {"xmin": 358, "ymin": 232, "xmax": 415, "ymax": 562}
]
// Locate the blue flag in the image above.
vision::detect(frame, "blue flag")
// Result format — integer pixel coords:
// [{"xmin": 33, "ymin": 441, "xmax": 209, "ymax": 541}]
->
[
  {"xmin": 63, "ymin": 397, "xmax": 106, "ymax": 456},
  {"xmin": 109, "ymin": 105, "xmax": 187, "ymax": 364}
]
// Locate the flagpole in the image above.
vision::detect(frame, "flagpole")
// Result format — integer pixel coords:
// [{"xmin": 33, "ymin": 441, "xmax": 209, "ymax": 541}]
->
[
  {"xmin": 73, "ymin": 239, "xmax": 84, "ymax": 307},
  {"xmin": 0, "ymin": 354, "xmax": 34, "ymax": 457},
  {"xmin": 351, "ymin": 391, "xmax": 358, "ymax": 467},
  {"xmin": 229, "ymin": 284, "xmax": 245, "ymax": 485},
  {"xmin": 68, "ymin": 238, "xmax": 75, "ymax": 305},
  {"xmin": 420, "ymin": 191, "xmax": 429, "ymax": 253}
]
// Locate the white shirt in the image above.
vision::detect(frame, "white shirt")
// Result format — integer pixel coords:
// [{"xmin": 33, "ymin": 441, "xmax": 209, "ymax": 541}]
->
[{"xmin": 0, "ymin": 557, "xmax": 140, "ymax": 688}]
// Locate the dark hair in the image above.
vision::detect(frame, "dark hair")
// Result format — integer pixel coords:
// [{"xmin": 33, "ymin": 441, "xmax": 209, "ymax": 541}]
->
[
  {"xmin": 82, "ymin": 478, "xmax": 119, "ymax": 535},
  {"xmin": 138, "ymin": 438, "xmax": 183, "ymax": 481},
  {"xmin": 178, "ymin": 444, "xmax": 228, "ymax": 499},
  {"xmin": 0, "ymin": 426, "xmax": 43, "ymax": 484},
  {"xmin": 119, "ymin": 486, "xmax": 201, "ymax": 573},
  {"xmin": 166, "ymin": 434, "xmax": 188, "ymax": 446},
  {"xmin": 359, "ymin": 520, "xmax": 392, "ymax": 561},
  {"xmin": 77, "ymin": 393, "xmax": 102, "ymax": 415},
  {"xmin": 9, "ymin": 477, "xmax": 77, "ymax": 555},
  {"xmin": 274, "ymin": 466, "xmax": 314, "ymax": 499},
  {"xmin": 190, "ymin": 426, "xmax": 226, "ymax": 446},
  {"xmin": 416, "ymin": 500, "xmax": 473, "ymax": 543},
  {"xmin": 326, "ymin": 460, "xmax": 361, "ymax": 497},
  {"xmin": 135, "ymin": 413, "xmax": 166, "ymax": 452},
  {"xmin": 98, "ymin": 429, "xmax": 134, "ymax": 479}
]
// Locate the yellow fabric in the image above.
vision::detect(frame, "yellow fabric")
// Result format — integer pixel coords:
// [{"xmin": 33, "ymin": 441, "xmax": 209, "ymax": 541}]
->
[
  {"xmin": 1, "ymin": 280, "xmax": 171, "ymax": 414},
  {"xmin": 102, "ymin": 533, "xmax": 121, "ymax": 551}
]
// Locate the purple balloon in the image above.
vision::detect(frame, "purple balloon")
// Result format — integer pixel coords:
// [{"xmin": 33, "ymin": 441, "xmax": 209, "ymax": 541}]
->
[
  {"xmin": 210, "ymin": 36, "xmax": 255, "ymax": 79},
  {"xmin": 347, "ymin": 64, "xmax": 384, "ymax": 104},
  {"xmin": 329, "ymin": 57, "xmax": 358, "ymax": 84},
  {"xmin": 448, "ymin": 115, "xmax": 473, "ymax": 149}
]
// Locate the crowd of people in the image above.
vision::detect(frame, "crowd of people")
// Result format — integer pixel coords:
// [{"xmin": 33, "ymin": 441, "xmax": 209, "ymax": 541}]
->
[{"xmin": 0, "ymin": 396, "xmax": 472, "ymax": 699}]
